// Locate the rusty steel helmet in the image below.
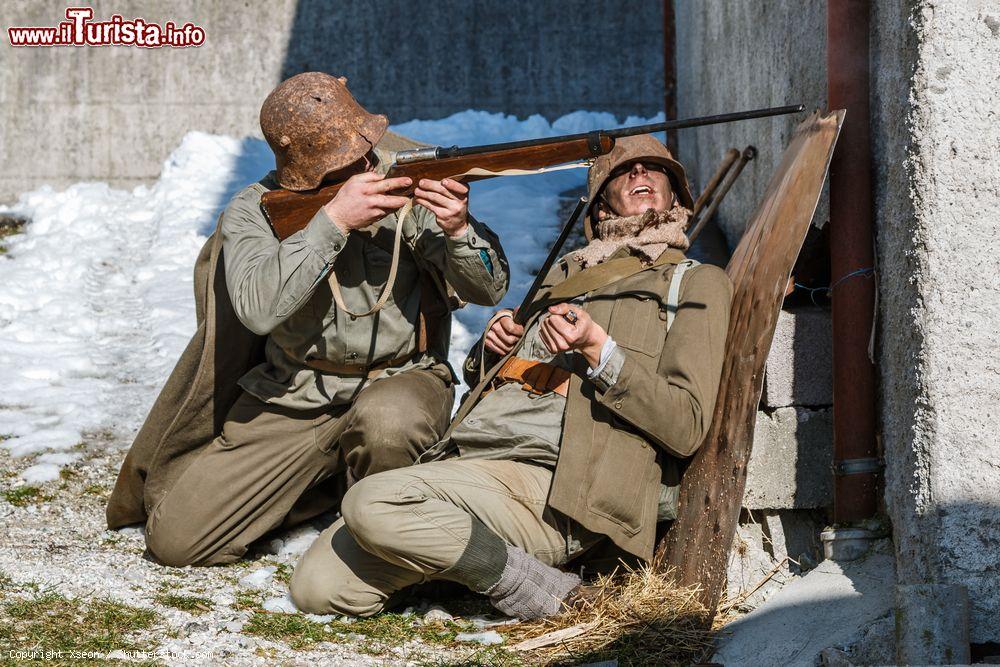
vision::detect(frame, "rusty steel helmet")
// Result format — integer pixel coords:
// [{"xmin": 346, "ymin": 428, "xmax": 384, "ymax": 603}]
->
[
  {"xmin": 584, "ymin": 134, "xmax": 694, "ymax": 239},
  {"xmin": 260, "ymin": 72, "xmax": 388, "ymax": 191}
]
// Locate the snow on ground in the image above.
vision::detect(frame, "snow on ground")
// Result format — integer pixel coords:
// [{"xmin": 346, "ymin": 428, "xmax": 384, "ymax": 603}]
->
[{"xmin": 0, "ymin": 109, "xmax": 661, "ymax": 480}]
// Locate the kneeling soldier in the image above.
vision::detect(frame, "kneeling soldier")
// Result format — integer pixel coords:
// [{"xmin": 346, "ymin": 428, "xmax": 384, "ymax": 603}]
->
[
  {"xmin": 290, "ymin": 135, "xmax": 731, "ymax": 618},
  {"xmin": 106, "ymin": 72, "xmax": 509, "ymax": 566}
]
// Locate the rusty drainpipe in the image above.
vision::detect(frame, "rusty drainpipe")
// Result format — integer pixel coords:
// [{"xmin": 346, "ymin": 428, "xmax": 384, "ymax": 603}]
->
[{"xmin": 822, "ymin": 0, "xmax": 882, "ymax": 561}]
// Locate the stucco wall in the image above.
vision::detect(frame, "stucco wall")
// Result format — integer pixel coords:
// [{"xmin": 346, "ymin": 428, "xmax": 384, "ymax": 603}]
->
[
  {"xmin": 873, "ymin": 0, "xmax": 1000, "ymax": 644},
  {"xmin": 0, "ymin": 0, "xmax": 664, "ymax": 202}
]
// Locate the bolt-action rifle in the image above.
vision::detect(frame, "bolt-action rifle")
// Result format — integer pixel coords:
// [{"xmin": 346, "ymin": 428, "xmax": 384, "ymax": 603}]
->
[{"xmin": 260, "ymin": 104, "xmax": 805, "ymax": 240}]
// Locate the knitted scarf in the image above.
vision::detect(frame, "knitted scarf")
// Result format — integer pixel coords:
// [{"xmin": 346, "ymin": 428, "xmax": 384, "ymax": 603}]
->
[{"xmin": 572, "ymin": 202, "xmax": 692, "ymax": 268}]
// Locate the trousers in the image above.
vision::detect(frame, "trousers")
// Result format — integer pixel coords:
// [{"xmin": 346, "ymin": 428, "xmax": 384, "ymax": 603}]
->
[
  {"xmin": 145, "ymin": 369, "xmax": 453, "ymax": 566},
  {"xmin": 290, "ymin": 459, "xmax": 600, "ymax": 616}
]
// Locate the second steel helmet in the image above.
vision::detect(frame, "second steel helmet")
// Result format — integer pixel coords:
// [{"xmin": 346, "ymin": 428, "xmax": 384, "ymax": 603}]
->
[
  {"xmin": 584, "ymin": 134, "xmax": 694, "ymax": 240},
  {"xmin": 260, "ymin": 72, "xmax": 389, "ymax": 191}
]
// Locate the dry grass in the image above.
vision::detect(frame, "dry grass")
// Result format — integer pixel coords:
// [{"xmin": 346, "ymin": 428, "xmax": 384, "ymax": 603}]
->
[{"xmin": 501, "ymin": 563, "xmax": 715, "ymax": 666}]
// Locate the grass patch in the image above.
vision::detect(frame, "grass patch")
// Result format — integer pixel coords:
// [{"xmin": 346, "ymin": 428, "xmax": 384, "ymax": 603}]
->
[
  {"xmin": 0, "ymin": 590, "xmax": 159, "ymax": 665},
  {"xmin": 153, "ymin": 592, "xmax": 213, "ymax": 615},
  {"xmin": 419, "ymin": 646, "xmax": 524, "ymax": 667},
  {"xmin": 243, "ymin": 610, "xmax": 476, "ymax": 651},
  {"xmin": 2, "ymin": 486, "xmax": 52, "ymax": 507},
  {"xmin": 83, "ymin": 483, "xmax": 108, "ymax": 497},
  {"xmin": 273, "ymin": 562, "xmax": 292, "ymax": 584},
  {"xmin": 233, "ymin": 590, "xmax": 262, "ymax": 611}
]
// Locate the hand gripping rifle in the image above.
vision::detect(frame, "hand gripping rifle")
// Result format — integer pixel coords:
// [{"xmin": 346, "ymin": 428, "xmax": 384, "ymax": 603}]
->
[{"xmin": 260, "ymin": 104, "xmax": 804, "ymax": 240}]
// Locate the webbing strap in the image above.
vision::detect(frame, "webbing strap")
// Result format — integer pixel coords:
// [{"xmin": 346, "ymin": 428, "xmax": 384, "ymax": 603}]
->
[
  {"xmin": 665, "ymin": 259, "xmax": 698, "ymax": 331},
  {"xmin": 328, "ymin": 199, "xmax": 411, "ymax": 318}
]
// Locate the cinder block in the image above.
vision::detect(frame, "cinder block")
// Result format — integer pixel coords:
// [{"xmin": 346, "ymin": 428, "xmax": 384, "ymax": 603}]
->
[
  {"xmin": 763, "ymin": 307, "xmax": 833, "ymax": 408},
  {"xmin": 743, "ymin": 407, "xmax": 833, "ymax": 509}
]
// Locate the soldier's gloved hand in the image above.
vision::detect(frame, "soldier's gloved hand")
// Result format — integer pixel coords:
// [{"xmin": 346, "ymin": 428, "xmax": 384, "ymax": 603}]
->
[
  {"xmin": 484, "ymin": 309, "xmax": 525, "ymax": 355},
  {"xmin": 539, "ymin": 303, "xmax": 608, "ymax": 368},
  {"xmin": 414, "ymin": 178, "xmax": 469, "ymax": 238},
  {"xmin": 323, "ymin": 172, "xmax": 412, "ymax": 234}
]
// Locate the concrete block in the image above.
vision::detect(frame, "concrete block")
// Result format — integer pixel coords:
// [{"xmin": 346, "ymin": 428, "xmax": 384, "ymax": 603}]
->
[
  {"xmin": 744, "ymin": 407, "xmax": 833, "ymax": 510},
  {"xmin": 763, "ymin": 307, "xmax": 833, "ymax": 408},
  {"xmin": 895, "ymin": 584, "xmax": 971, "ymax": 665}
]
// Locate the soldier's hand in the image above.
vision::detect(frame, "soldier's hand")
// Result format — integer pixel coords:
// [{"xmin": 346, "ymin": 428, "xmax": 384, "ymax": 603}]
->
[
  {"xmin": 414, "ymin": 178, "xmax": 469, "ymax": 238},
  {"xmin": 539, "ymin": 303, "xmax": 607, "ymax": 368},
  {"xmin": 484, "ymin": 309, "xmax": 525, "ymax": 355},
  {"xmin": 323, "ymin": 172, "xmax": 412, "ymax": 235}
]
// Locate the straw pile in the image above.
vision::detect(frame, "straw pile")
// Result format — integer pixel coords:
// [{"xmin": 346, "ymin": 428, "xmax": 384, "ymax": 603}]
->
[{"xmin": 500, "ymin": 563, "xmax": 716, "ymax": 666}]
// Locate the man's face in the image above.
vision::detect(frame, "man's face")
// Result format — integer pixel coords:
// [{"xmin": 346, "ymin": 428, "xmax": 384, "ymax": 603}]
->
[{"xmin": 600, "ymin": 160, "xmax": 674, "ymax": 219}]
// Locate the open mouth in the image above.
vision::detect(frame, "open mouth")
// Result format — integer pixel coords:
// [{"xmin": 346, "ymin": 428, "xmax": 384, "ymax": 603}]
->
[{"xmin": 629, "ymin": 184, "xmax": 654, "ymax": 196}]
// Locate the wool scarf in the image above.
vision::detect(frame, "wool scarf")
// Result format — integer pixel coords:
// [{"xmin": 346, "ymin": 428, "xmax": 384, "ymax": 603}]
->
[{"xmin": 572, "ymin": 203, "xmax": 692, "ymax": 268}]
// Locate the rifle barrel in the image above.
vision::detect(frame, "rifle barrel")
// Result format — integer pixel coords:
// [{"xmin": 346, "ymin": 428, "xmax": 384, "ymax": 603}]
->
[
  {"xmin": 395, "ymin": 104, "xmax": 805, "ymax": 164},
  {"xmin": 602, "ymin": 104, "xmax": 805, "ymax": 139}
]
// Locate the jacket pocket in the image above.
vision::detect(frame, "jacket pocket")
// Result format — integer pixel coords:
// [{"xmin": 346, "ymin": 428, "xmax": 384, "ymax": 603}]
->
[
  {"xmin": 586, "ymin": 428, "xmax": 656, "ymax": 536},
  {"xmin": 606, "ymin": 293, "xmax": 667, "ymax": 358}
]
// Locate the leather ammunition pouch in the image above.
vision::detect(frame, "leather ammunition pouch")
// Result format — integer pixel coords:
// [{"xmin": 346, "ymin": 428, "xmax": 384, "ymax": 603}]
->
[{"xmin": 486, "ymin": 356, "xmax": 570, "ymax": 398}]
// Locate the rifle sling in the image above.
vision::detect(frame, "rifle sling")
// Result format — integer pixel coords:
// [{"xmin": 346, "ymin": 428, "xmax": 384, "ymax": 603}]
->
[{"xmin": 521, "ymin": 247, "xmax": 688, "ymax": 320}]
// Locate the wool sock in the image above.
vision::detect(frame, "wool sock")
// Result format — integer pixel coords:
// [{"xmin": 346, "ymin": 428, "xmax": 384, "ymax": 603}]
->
[{"xmin": 483, "ymin": 543, "xmax": 580, "ymax": 620}]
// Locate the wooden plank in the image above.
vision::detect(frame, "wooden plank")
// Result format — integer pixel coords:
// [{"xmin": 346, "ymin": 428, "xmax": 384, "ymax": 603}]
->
[{"xmin": 657, "ymin": 110, "xmax": 845, "ymax": 614}]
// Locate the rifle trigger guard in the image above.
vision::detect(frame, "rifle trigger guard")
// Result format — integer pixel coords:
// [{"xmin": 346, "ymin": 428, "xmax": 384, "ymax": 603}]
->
[{"xmin": 586, "ymin": 131, "xmax": 605, "ymax": 156}]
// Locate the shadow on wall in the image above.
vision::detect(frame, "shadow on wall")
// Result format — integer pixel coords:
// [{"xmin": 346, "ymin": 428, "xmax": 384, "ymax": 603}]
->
[{"xmin": 278, "ymin": 0, "xmax": 666, "ymax": 123}]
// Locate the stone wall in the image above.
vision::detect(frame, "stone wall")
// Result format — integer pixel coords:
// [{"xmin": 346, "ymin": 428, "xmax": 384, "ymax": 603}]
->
[{"xmin": 0, "ymin": 0, "xmax": 664, "ymax": 202}]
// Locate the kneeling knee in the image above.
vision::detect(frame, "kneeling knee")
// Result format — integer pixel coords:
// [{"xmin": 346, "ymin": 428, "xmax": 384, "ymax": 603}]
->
[
  {"xmin": 289, "ymin": 531, "xmax": 386, "ymax": 617},
  {"xmin": 145, "ymin": 514, "xmax": 239, "ymax": 567}
]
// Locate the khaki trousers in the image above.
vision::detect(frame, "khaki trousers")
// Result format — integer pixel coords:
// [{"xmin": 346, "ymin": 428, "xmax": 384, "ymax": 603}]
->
[
  {"xmin": 289, "ymin": 459, "xmax": 599, "ymax": 617},
  {"xmin": 145, "ymin": 369, "xmax": 453, "ymax": 566}
]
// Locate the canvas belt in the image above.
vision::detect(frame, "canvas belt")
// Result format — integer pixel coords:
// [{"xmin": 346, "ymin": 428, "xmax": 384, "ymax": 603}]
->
[
  {"xmin": 484, "ymin": 356, "xmax": 570, "ymax": 398},
  {"xmin": 304, "ymin": 351, "xmax": 417, "ymax": 378}
]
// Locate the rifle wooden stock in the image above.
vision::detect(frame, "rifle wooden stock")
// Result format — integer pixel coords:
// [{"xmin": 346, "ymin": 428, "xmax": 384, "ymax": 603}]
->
[{"xmin": 261, "ymin": 135, "xmax": 613, "ymax": 241}]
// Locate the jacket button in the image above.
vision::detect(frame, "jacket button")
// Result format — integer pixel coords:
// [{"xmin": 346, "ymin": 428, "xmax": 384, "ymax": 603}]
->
[
  {"xmin": 614, "ymin": 401, "xmax": 623, "ymax": 409},
  {"xmin": 333, "ymin": 243, "xmax": 341, "ymax": 251}
]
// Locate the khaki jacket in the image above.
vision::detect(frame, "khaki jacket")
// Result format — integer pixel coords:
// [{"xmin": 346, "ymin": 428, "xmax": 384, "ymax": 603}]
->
[{"xmin": 458, "ymin": 251, "xmax": 732, "ymax": 560}]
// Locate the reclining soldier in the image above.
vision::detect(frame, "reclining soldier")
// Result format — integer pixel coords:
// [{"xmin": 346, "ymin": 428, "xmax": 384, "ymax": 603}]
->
[
  {"xmin": 106, "ymin": 72, "xmax": 509, "ymax": 566},
  {"xmin": 290, "ymin": 134, "xmax": 733, "ymax": 619}
]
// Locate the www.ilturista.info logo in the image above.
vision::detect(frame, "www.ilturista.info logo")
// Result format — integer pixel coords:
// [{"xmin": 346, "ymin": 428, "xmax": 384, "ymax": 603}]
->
[{"xmin": 7, "ymin": 7, "xmax": 205, "ymax": 48}]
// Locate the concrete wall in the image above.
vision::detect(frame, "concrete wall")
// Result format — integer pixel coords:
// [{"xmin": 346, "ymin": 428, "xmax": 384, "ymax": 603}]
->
[
  {"xmin": 0, "ymin": 0, "xmax": 664, "ymax": 202},
  {"xmin": 1, "ymin": 0, "xmax": 294, "ymax": 199},
  {"xmin": 873, "ymin": 0, "xmax": 1000, "ymax": 645},
  {"xmin": 673, "ymin": 0, "xmax": 828, "ymax": 247}
]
